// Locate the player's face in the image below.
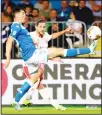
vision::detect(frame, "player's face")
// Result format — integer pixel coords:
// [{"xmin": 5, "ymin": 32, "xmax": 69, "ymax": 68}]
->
[
  {"xmin": 50, "ymin": 10, "xmax": 57, "ymax": 18},
  {"xmin": 79, "ymin": 1, "xmax": 86, "ymax": 8},
  {"xmin": 36, "ymin": 23, "xmax": 46, "ymax": 35},
  {"xmin": 61, "ymin": 1, "xmax": 68, "ymax": 8},
  {"xmin": 32, "ymin": 10, "xmax": 39, "ymax": 17},
  {"xmin": 15, "ymin": 10, "xmax": 26, "ymax": 23},
  {"xmin": 20, "ymin": 10, "xmax": 26, "ymax": 23},
  {"xmin": 42, "ymin": 1, "xmax": 49, "ymax": 9}
]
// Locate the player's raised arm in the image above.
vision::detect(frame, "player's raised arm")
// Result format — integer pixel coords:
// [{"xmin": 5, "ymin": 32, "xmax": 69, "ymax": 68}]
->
[
  {"xmin": 4, "ymin": 36, "xmax": 14, "ymax": 68},
  {"xmin": 51, "ymin": 27, "xmax": 73, "ymax": 39}
]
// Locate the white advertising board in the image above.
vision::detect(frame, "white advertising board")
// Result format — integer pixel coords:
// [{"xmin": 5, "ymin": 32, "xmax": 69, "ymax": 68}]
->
[{"xmin": 2, "ymin": 59, "xmax": 101, "ymax": 105}]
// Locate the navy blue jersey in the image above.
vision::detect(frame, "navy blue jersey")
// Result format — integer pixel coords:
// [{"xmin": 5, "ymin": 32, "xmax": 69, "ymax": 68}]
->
[{"xmin": 10, "ymin": 22, "xmax": 36, "ymax": 61}]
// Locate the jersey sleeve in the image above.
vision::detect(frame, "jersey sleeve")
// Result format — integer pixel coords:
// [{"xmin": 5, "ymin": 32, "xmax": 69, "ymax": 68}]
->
[
  {"xmin": 45, "ymin": 32, "xmax": 52, "ymax": 42},
  {"xmin": 9, "ymin": 23, "xmax": 21, "ymax": 39}
]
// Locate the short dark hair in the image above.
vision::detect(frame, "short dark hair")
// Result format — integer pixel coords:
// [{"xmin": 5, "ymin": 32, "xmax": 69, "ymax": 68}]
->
[
  {"xmin": 32, "ymin": 8, "xmax": 39, "ymax": 13},
  {"xmin": 35, "ymin": 19, "xmax": 46, "ymax": 26},
  {"xmin": 12, "ymin": 7, "xmax": 25, "ymax": 18},
  {"xmin": 42, "ymin": 0, "xmax": 49, "ymax": 3},
  {"xmin": 25, "ymin": 5, "xmax": 33, "ymax": 10},
  {"xmin": 50, "ymin": 9, "xmax": 58, "ymax": 13}
]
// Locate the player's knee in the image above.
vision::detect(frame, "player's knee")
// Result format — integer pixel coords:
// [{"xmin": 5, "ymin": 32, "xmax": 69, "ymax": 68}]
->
[{"xmin": 29, "ymin": 71, "xmax": 40, "ymax": 83}]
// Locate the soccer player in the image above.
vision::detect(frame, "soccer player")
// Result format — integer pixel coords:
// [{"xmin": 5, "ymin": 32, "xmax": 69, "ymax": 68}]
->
[
  {"xmin": 22, "ymin": 21, "xmax": 64, "ymax": 110},
  {"xmin": 22, "ymin": 20, "xmax": 99, "ymax": 110},
  {"xmin": 4, "ymin": 8, "xmax": 98, "ymax": 111}
]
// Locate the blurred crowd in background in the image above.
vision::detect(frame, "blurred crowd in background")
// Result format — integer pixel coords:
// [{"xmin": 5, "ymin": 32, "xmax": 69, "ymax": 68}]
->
[{"xmin": 1, "ymin": 0, "xmax": 102, "ymax": 59}]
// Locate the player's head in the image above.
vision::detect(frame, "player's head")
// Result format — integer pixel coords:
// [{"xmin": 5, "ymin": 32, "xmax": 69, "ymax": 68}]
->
[
  {"xmin": 32, "ymin": 8, "xmax": 39, "ymax": 17},
  {"xmin": 61, "ymin": 0, "xmax": 68, "ymax": 9},
  {"xmin": 49, "ymin": 9, "xmax": 58, "ymax": 19},
  {"xmin": 79, "ymin": 1, "xmax": 86, "ymax": 8},
  {"xmin": 35, "ymin": 19, "xmax": 46, "ymax": 35},
  {"xmin": 13, "ymin": 8, "xmax": 26, "ymax": 23},
  {"xmin": 42, "ymin": 0, "xmax": 50, "ymax": 9},
  {"xmin": 70, "ymin": 12, "xmax": 76, "ymax": 20}
]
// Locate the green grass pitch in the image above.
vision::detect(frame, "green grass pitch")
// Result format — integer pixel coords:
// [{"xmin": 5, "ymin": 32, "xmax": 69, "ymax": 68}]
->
[{"xmin": 2, "ymin": 105, "xmax": 101, "ymax": 114}]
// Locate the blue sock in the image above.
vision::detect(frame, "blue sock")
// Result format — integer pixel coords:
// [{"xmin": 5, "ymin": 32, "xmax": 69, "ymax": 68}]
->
[
  {"xmin": 15, "ymin": 81, "xmax": 32, "ymax": 102},
  {"xmin": 66, "ymin": 48, "xmax": 90, "ymax": 57}
]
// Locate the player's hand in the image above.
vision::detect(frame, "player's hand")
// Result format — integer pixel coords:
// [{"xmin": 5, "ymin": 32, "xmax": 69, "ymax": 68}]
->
[
  {"xmin": 65, "ymin": 27, "xmax": 74, "ymax": 34},
  {"xmin": 4, "ymin": 56, "xmax": 11, "ymax": 69}
]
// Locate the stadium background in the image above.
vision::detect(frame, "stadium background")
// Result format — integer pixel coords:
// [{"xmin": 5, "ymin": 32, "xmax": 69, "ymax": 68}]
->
[{"xmin": 1, "ymin": 0, "xmax": 101, "ymax": 114}]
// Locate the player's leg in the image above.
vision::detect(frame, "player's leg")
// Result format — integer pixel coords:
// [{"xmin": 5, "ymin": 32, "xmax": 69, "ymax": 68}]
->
[
  {"xmin": 21, "ymin": 65, "xmax": 36, "ymax": 106},
  {"xmin": 12, "ymin": 49, "xmax": 48, "ymax": 110},
  {"xmin": 13, "ymin": 67, "xmax": 43, "ymax": 110},
  {"xmin": 23, "ymin": 63, "xmax": 66, "ymax": 110},
  {"xmin": 73, "ymin": 33, "xmax": 83, "ymax": 48},
  {"xmin": 48, "ymin": 40, "xmax": 98, "ymax": 58},
  {"xmin": 37, "ymin": 73, "xmax": 66, "ymax": 111},
  {"xmin": 22, "ymin": 64, "xmax": 45, "ymax": 105},
  {"xmin": 38, "ymin": 86, "xmax": 67, "ymax": 110},
  {"xmin": 22, "ymin": 88, "xmax": 33, "ymax": 106},
  {"xmin": 22, "ymin": 65, "xmax": 34, "ymax": 105},
  {"xmin": 17, "ymin": 47, "xmax": 48, "ymax": 107},
  {"xmin": 51, "ymin": 57, "xmax": 63, "ymax": 63}
]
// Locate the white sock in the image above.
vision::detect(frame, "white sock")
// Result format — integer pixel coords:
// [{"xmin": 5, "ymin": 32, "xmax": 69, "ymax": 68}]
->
[
  {"xmin": 24, "ymin": 89, "xmax": 33, "ymax": 100},
  {"xmin": 49, "ymin": 100, "xmax": 59, "ymax": 109},
  {"xmin": 39, "ymin": 88, "xmax": 59, "ymax": 109},
  {"xmin": 26, "ymin": 78, "xmax": 33, "ymax": 86},
  {"xmin": 63, "ymin": 49, "xmax": 68, "ymax": 57}
]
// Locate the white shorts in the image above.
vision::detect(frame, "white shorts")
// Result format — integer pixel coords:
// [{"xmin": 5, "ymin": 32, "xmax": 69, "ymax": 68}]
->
[{"xmin": 25, "ymin": 48, "xmax": 48, "ymax": 75}]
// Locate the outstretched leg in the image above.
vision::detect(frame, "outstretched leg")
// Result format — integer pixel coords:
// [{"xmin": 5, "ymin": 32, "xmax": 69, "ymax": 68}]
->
[
  {"xmin": 48, "ymin": 40, "xmax": 98, "ymax": 58},
  {"xmin": 38, "ymin": 87, "xmax": 67, "ymax": 110}
]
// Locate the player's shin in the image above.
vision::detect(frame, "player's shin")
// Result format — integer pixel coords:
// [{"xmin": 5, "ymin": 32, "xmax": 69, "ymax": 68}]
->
[
  {"xmin": 39, "ymin": 88, "xmax": 59, "ymax": 109},
  {"xmin": 22, "ymin": 88, "xmax": 33, "ymax": 105},
  {"xmin": 64, "ymin": 48, "xmax": 91, "ymax": 57},
  {"xmin": 15, "ymin": 79, "xmax": 33, "ymax": 102}
]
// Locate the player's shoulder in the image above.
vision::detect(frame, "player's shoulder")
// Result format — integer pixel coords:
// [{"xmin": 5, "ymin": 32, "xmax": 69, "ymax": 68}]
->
[
  {"xmin": 30, "ymin": 31, "xmax": 37, "ymax": 39},
  {"xmin": 30, "ymin": 31, "xmax": 36, "ymax": 35},
  {"xmin": 11, "ymin": 22, "xmax": 21, "ymax": 28},
  {"xmin": 45, "ymin": 32, "xmax": 50, "ymax": 36}
]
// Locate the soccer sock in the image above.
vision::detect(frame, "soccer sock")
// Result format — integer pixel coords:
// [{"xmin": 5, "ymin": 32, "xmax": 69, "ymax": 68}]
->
[
  {"xmin": 39, "ymin": 88, "xmax": 59, "ymax": 109},
  {"xmin": 23, "ymin": 88, "xmax": 34, "ymax": 100},
  {"xmin": 15, "ymin": 79, "xmax": 33, "ymax": 102},
  {"xmin": 64, "ymin": 48, "xmax": 90, "ymax": 57}
]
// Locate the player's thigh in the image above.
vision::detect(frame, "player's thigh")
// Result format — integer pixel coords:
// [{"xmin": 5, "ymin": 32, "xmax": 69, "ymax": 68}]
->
[
  {"xmin": 48, "ymin": 47, "xmax": 64, "ymax": 58},
  {"xmin": 25, "ymin": 49, "xmax": 47, "ymax": 73},
  {"xmin": 24, "ymin": 62, "xmax": 41, "ymax": 83},
  {"xmin": 34, "ymin": 48, "xmax": 48, "ymax": 64},
  {"xmin": 30, "ymin": 68, "xmax": 43, "ymax": 83}
]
